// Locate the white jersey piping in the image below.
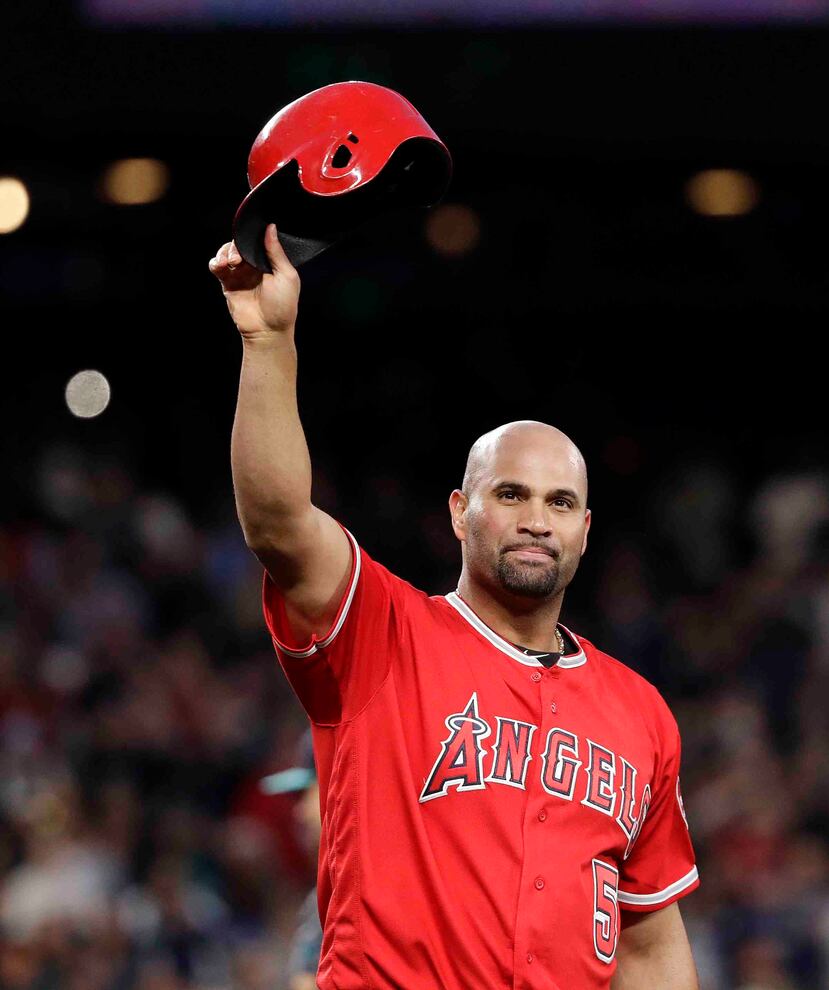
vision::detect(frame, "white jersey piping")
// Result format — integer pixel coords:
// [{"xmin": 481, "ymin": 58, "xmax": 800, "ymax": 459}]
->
[
  {"xmin": 275, "ymin": 528, "xmax": 362, "ymax": 659},
  {"xmin": 617, "ymin": 866, "xmax": 699, "ymax": 906},
  {"xmin": 444, "ymin": 592, "xmax": 587, "ymax": 668}
]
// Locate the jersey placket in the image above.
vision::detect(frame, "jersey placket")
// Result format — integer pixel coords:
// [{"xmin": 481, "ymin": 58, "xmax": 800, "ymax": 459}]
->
[{"xmin": 514, "ymin": 663, "xmax": 563, "ymax": 990}]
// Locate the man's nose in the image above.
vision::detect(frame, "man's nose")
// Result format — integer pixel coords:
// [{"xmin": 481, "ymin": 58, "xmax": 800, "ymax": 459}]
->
[{"xmin": 517, "ymin": 502, "xmax": 553, "ymax": 535}]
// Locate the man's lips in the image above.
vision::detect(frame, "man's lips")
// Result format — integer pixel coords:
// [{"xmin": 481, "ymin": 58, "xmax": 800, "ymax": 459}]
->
[{"xmin": 504, "ymin": 546, "xmax": 555, "ymax": 558}]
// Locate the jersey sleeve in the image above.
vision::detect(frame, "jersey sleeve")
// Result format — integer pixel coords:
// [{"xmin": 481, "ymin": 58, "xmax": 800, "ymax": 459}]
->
[
  {"xmin": 262, "ymin": 527, "xmax": 414, "ymax": 726},
  {"xmin": 617, "ymin": 712, "xmax": 699, "ymax": 913}
]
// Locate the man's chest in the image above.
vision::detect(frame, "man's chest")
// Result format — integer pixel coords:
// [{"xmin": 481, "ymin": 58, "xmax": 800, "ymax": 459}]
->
[{"xmin": 371, "ymin": 627, "xmax": 658, "ymax": 860}]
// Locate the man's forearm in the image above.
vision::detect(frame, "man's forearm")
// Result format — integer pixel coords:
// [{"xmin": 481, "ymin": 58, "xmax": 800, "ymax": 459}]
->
[{"xmin": 231, "ymin": 333, "xmax": 313, "ymax": 549}]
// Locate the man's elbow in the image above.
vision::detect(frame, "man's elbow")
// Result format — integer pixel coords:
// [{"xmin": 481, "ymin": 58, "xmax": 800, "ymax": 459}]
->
[
  {"xmin": 236, "ymin": 504, "xmax": 312, "ymax": 556},
  {"xmin": 613, "ymin": 905, "xmax": 699, "ymax": 990},
  {"xmin": 238, "ymin": 506, "xmax": 328, "ymax": 592}
]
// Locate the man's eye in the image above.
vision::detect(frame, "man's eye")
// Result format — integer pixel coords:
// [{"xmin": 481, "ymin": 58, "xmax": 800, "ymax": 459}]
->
[
  {"xmin": 552, "ymin": 498, "xmax": 572, "ymax": 509},
  {"xmin": 499, "ymin": 491, "xmax": 518, "ymax": 500}
]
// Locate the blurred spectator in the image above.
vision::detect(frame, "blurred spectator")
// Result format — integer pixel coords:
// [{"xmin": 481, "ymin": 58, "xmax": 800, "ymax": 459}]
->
[{"xmin": 260, "ymin": 730, "xmax": 322, "ymax": 990}]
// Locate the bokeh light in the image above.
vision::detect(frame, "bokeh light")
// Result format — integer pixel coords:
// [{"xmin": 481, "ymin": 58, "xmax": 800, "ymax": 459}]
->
[
  {"xmin": 685, "ymin": 168, "xmax": 759, "ymax": 217},
  {"xmin": 0, "ymin": 177, "xmax": 30, "ymax": 234},
  {"xmin": 99, "ymin": 158, "xmax": 171, "ymax": 205},
  {"xmin": 425, "ymin": 203, "xmax": 482, "ymax": 256},
  {"xmin": 64, "ymin": 370, "xmax": 111, "ymax": 418}
]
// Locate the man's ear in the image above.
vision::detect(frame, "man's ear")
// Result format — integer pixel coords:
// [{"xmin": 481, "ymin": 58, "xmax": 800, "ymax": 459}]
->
[
  {"xmin": 581, "ymin": 508, "xmax": 591, "ymax": 556},
  {"xmin": 449, "ymin": 489, "xmax": 468, "ymax": 542}
]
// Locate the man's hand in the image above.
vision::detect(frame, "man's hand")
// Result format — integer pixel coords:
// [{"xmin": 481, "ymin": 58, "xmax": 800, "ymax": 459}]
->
[{"xmin": 209, "ymin": 223, "xmax": 300, "ymax": 340}]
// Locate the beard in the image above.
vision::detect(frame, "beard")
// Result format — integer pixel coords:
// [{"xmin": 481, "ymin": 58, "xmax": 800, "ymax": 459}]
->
[{"xmin": 495, "ymin": 552, "xmax": 563, "ymax": 599}]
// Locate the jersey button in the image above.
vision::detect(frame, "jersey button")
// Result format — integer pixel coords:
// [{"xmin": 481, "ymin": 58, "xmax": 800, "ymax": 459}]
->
[
  {"xmin": 537, "ymin": 809, "xmax": 547, "ymax": 822},
  {"xmin": 530, "ymin": 671, "xmax": 542, "ymax": 682},
  {"xmin": 534, "ymin": 876, "xmax": 545, "ymax": 890}
]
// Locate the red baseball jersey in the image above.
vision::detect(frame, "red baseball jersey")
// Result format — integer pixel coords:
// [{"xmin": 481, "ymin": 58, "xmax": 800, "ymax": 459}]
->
[{"xmin": 263, "ymin": 530, "xmax": 699, "ymax": 990}]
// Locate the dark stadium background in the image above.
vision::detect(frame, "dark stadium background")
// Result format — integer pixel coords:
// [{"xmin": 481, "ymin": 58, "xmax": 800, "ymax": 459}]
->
[{"xmin": 2, "ymin": 3, "xmax": 829, "ymax": 988}]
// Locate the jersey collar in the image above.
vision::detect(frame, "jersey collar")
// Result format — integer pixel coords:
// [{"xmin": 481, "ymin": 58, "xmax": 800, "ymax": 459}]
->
[{"xmin": 444, "ymin": 592, "xmax": 587, "ymax": 669}]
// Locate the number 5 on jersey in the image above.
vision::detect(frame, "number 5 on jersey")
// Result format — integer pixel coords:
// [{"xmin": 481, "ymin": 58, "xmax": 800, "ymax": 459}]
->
[{"xmin": 592, "ymin": 859, "xmax": 620, "ymax": 964}]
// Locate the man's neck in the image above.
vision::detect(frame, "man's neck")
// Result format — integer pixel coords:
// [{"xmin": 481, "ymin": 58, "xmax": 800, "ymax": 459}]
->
[{"xmin": 455, "ymin": 576, "xmax": 564, "ymax": 653}]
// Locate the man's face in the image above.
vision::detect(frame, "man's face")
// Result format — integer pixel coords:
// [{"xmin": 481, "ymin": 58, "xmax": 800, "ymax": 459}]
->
[{"xmin": 451, "ymin": 431, "xmax": 590, "ymax": 602}]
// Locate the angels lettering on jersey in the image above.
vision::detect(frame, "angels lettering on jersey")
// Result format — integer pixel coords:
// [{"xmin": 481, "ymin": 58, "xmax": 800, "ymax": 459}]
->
[{"xmin": 418, "ymin": 692, "xmax": 689, "ymax": 858}]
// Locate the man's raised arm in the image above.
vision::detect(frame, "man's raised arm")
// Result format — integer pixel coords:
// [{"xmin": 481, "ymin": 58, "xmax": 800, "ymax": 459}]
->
[{"xmin": 209, "ymin": 223, "xmax": 352, "ymax": 643}]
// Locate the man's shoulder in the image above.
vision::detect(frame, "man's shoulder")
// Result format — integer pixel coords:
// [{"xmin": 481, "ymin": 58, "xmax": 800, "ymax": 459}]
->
[
  {"xmin": 572, "ymin": 631, "xmax": 676, "ymax": 723},
  {"xmin": 356, "ymin": 541, "xmax": 429, "ymax": 599},
  {"xmin": 357, "ymin": 541, "xmax": 457, "ymax": 615}
]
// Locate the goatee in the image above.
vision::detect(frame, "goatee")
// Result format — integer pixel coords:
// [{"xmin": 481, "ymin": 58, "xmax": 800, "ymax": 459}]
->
[{"xmin": 496, "ymin": 555, "xmax": 561, "ymax": 599}]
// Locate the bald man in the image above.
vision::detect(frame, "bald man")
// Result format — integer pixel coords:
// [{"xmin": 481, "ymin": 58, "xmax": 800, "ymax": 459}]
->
[{"xmin": 211, "ymin": 228, "xmax": 700, "ymax": 990}]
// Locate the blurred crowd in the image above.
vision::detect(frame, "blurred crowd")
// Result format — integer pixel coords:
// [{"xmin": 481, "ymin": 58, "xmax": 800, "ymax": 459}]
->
[{"xmin": 1, "ymin": 438, "xmax": 828, "ymax": 989}]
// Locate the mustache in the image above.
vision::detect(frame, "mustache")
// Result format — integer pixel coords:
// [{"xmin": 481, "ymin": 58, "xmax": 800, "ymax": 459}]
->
[{"xmin": 501, "ymin": 542, "xmax": 559, "ymax": 558}]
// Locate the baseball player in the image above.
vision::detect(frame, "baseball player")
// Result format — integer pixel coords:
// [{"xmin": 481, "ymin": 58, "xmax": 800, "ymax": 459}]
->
[{"xmin": 209, "ymin": 226, "xmax": 700, "ymax": 989}]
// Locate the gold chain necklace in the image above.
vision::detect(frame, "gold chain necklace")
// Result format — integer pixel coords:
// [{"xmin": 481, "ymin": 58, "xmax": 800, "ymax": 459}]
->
[{"xmin": 455, "ymin": 589, "xmax": 566, "ymax": 655}]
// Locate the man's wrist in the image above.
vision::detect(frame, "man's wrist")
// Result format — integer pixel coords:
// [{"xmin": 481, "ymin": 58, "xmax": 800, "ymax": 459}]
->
[{"xmin": 240, "ymin": 328, "xmax": 296, "ymax": 350}]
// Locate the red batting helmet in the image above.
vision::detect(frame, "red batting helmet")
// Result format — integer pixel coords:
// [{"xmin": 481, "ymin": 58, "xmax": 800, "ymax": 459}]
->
[{"xmin": 233, "ymin": 81, "xmax": 452, "ymax": 270}]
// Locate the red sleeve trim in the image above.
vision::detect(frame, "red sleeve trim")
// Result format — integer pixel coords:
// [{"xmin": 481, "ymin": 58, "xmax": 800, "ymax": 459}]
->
[
  {"xmin": 617, "ymin": 866, "xmax": 699, "ymax": 913},
  {"xmin": 262, "ymin": 527, "xmax": 361, "ymax": 658}
]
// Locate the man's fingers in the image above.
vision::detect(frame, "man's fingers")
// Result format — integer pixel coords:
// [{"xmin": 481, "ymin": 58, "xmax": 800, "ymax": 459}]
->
[
  {"xmin": 226, "ymin": 242, "xmax": 241, "ymax": 267},
  {"xmin": 209, "ymin": 241, "xmax": 246, "ymax": 281},
  {"xmin": 209, "ymin": 242, "xmax": 230, "ymax": 270},
  {"xmin": 264, "ymin": 224, "xmax": 297, "ymax": 277},
  {"xmin": 210, "ymin": 230, "xmax": 293, "ymax": 280}
]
